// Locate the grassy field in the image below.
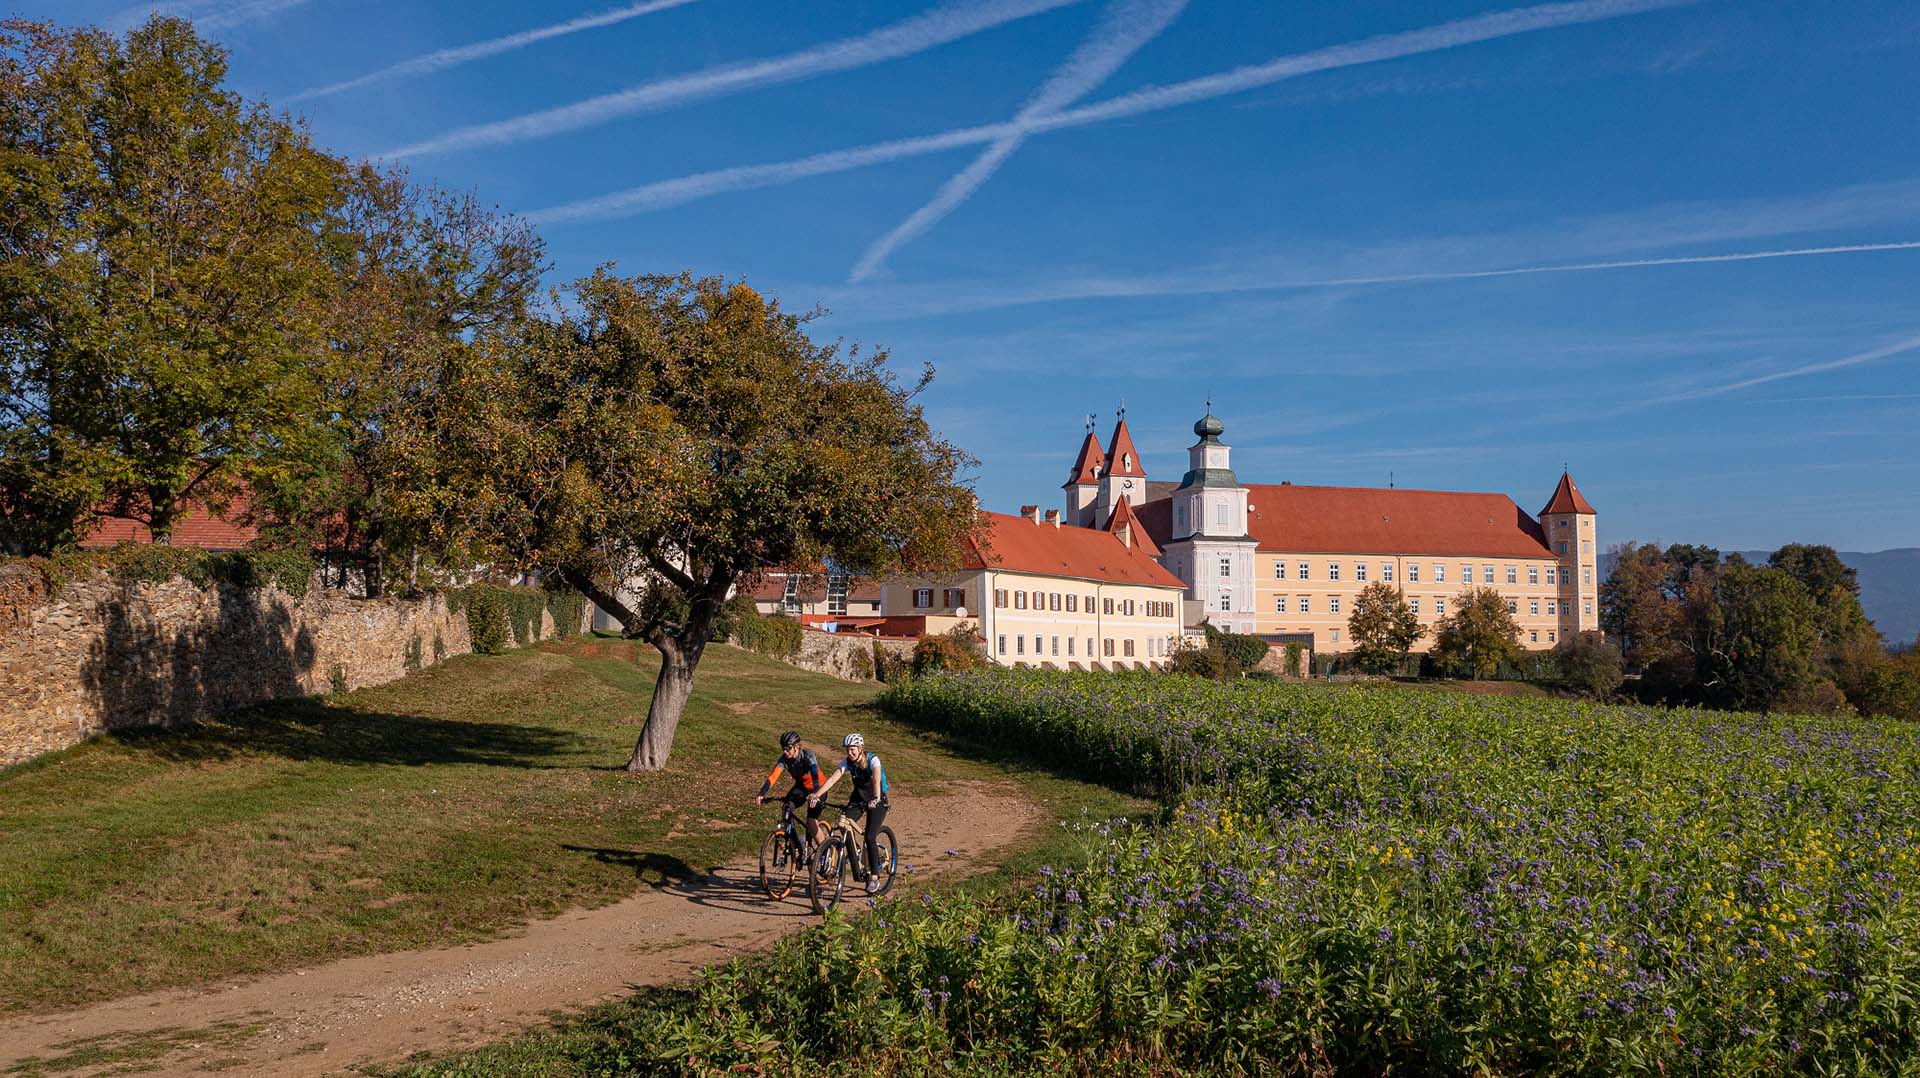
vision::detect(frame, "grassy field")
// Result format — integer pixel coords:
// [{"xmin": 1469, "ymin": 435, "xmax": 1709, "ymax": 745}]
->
[{"xmin": 0, "ymin": 638, "xmax": 1143, "ymax": 1015}]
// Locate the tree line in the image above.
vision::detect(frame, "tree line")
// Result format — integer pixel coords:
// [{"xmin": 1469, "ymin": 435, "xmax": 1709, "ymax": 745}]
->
[{"xmin": 0, "ymin": 17, "xmax": 978, "ymax": 769}]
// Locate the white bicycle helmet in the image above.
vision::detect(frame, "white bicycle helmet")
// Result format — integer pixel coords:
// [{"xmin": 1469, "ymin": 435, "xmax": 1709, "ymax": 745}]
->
[{"xmin": 843, "ymin": 733, "xmax": 865, "ymax": 749}]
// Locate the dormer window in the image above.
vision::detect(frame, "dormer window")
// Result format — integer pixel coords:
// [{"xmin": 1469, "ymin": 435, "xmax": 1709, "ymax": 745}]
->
[{"xmin": 1122, "ymin": 454, "xmax": 1132, "ymax": 471}]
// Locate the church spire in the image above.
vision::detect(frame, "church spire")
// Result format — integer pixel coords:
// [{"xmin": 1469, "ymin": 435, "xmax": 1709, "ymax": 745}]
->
[{"xmin": 1103, "ymin": 407, "xmax": 1146, "ymax": 479}]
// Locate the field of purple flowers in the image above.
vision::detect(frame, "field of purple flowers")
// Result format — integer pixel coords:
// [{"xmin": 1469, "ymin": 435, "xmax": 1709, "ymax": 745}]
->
[{"xmin": 538, "ymin": 671, "xmax": 1920, "ymax": 1073}]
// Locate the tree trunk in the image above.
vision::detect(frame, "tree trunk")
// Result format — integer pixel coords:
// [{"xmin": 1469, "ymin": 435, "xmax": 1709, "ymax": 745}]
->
[
  {"xmin": 558, "ymin": 566, "xmax": 643, "ymax": 637},
  {"xmin": 623, "ymin": 579, "xmax": 723, "ymax": 772}
]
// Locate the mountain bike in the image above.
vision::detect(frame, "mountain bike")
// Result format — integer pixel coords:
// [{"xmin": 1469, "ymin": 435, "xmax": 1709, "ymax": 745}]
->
[
  {"xmin": 759, "ymin": 800, "xmax": 811, "ymax": 900},
  {"xmin": 809, "ymin": 800, "xmax": 897, "ymax": 913}
]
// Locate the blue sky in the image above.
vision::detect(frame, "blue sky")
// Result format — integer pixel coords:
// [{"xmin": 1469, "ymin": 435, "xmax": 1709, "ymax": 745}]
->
[{"xmin": 34, "ymin": 0, "xmax": 1920, "ymax": 550}]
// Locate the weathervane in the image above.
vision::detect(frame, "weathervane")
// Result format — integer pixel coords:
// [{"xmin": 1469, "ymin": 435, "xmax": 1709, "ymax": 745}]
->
[
  {"xmin": 1084, "ymin": 412, "xmax": 1097, "ymax": 433},
  {"xmin": 1116, "ymin": 398, "xmax": 1126, "ymax": 421}
]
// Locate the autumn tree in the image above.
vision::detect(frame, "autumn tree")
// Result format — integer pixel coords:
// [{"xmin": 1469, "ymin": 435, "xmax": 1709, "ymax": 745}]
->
[
  {"xmin": 1346, "ymin": 581, "xmax": 1421, "ymax": 674},
  {"xmin": 0, "ymin": 17, "xmax": 347, "ymax": 551},
  {"xmin": 1600, "ymin": 541, "xmax": 1674, "ymax": 667},
  {"xmin": 1432, "ymin": 586, "xmax": 1522, "ymax": 679},
  {"xmin": 400, "ymin": 272, "xmax": 977, "ymax": 770},
  {"xmin": 1705, "ymin": 562, "xmax": 1823, "ymax": 711}
]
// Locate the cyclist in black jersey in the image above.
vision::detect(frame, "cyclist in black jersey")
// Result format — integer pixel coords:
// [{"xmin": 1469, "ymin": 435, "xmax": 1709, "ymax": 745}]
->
[
  {"xmin": 756, "ymin": 731, "xmax": 826, "ymax": 848},
  {"xmin": 809, "ymin": 732, "xmax": 890, "ymax": 894}
]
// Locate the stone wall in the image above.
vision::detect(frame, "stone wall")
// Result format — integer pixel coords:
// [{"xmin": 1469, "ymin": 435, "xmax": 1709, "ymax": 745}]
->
[
  {"xmin": 0, "ymin": 570, "xmax": 575, "ymax": 768},
  {"xmin": 785, "ymin": 629, "xmax": 914, "ymax": 683}
]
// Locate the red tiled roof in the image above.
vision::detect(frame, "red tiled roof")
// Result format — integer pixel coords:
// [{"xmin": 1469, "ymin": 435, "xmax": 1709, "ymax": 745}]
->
[
  {"xmin": 1102, "ymin": 418, "xmax": 1147, "ymax": 478},
  {"xmin": 1136, "ymin": 485, "xmax": 1554, "ymax": 559},
  {"xmin": 1540, "ymin": 472, "xmax": 1597, "ymax": 516},
  {"xmin": 1102, "ymin": 498, "xmax": 1162, "ymax": 557},
  {"xmin": 1063, "ymin": 430, "xmax": 1104, "ymax": 488},
  {"xmin": 966, "ymin": 511, "xmax": 1183, "ymax": 588},
  {"xmin": 78, "ymin": 495, "xmax": 258, "ymax": 551},
  {"xmin": 749, "ymin": 571, "xmax": 881, "ymax": 603}
]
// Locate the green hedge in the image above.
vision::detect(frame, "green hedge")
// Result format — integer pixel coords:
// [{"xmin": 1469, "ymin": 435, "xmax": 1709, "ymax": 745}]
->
[
  {"xmin": 734, "ymin": 606, "xmax": 802, "ymax": 657},
  {"xmin": 457, "ymin": 583, "xmax": 585, "ymax": 655},
  {"xmin": 9, "ymin": 544, "xmax": 317, "ymax": 599}
]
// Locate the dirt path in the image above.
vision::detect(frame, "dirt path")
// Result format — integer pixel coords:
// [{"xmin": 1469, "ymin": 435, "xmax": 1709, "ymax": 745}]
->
[{"xmin": 0, "ymin": 781, "xmax": 1042, "ymax": 1077}]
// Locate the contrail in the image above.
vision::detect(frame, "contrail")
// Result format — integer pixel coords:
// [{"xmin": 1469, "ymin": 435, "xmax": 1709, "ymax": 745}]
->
[
  {"xmin": 292, "ymin": 0, "xmax": 702, "ymax": 102},
  {"xmin": 848, "ymin": 0, "xmax": 1190, "ymax": 283},
  {"xmin": 529, "ymin": 0, "xmax": 1692, "ymax": 224},
  {"xmin": 1643, "ymin": 332, "xmax": 1920, "ymax": 407},
  {"xmin": 1263, "ymin": 241, "xmax": 1920, "ymax": 291},
  {"xmin": 382, "ymin": 0, "xmax": 1084, "ymax": 160},
  {"xmin": 115, "ymin": 0, "xmax": 313, "ymax": 31}
]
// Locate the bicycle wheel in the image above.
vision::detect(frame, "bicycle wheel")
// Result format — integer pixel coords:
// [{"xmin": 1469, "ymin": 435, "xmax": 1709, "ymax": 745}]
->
[
  {"xmin": 759, "ymin": 829, "xmax": 796, "ymax": 899},
  {"xmin": 867, "ymin": 826, "xmax": 899, "ymax": 897},
  {"xmin": 810, "ymin": 837, "xmax": 847, "ymax": 914}
]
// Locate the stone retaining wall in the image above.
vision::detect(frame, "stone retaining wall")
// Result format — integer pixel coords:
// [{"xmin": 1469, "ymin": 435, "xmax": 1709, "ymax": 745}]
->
[
  {"xmin": 785, "ymin": 629, "xmax": 914, "ymax": 682},
  {"xmin": 0, "ymin": 570, "xmax": 573, "ymax": 768}
]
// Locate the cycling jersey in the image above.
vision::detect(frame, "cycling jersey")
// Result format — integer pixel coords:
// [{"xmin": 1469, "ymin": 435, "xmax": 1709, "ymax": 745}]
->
[
  {"xmin": 759, "ymin": 748, "xmax": 822, "ymax": 798},
  {"xmin": 838, "ymin": 752, "xmax": 889, "ymax": 805}
]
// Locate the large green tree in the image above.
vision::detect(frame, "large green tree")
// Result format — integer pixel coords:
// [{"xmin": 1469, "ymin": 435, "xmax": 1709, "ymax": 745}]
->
[
  {"xmin": 1432, "ymin": 586, "xmax": 1522, "ymax": 679},
  {"xmin": 1599, "ymin": 541, "xmax": 1674, "ymax": 668},
  {"xmin": 1705, "ymin": 562, "xmax": 1822, "ymax": 711},
  {"xmin": 398, "ymin": 272, "xmax": 978, "ymax": 770},
  {"xmin": 1346, "ymin": 580, "xmax": 1421, "ymax": 674},
  {"xmin": 1, "ymin": 17, "xmax": 347, "ymax": 551}
]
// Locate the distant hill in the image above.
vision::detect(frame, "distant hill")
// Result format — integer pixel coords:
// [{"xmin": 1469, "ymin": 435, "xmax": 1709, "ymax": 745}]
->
[{"xmin": 1597, "ymin": 548, "xmax": 1920, "ymax": 649}]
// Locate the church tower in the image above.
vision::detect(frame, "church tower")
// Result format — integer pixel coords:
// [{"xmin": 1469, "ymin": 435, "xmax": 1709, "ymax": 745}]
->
[
  {"xmin": 1093, "ymin": 406, "xmax": 1148, "ymax": 524},
  {"xmin": 1062, "ymin": 421, "xmax": 1104, "ymax": 528},
  {"xmin": 1160, "ymin": 409, "xmax": 1259, "ymax": 635},
  {"xmin": 1540, "ymin": 471, "xmax": 1599, "ymax": 638}
]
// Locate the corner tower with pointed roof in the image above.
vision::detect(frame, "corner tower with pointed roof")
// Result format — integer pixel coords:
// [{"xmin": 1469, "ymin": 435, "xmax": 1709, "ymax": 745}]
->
[
  {"xmin": 1540, "ymin": 471, "xmax": 1599, "ymax": 636},
  {"xmin": 1094, "ymin": 406, "xmax": 1148, "ymax": 525},
  {"xmin": 1062, "ymin": 422, "xmax": 1104, "ymax": 528},
  {"xmin": 1159, "ymin": 408, "xmax": 1260, "ymax": 634}
]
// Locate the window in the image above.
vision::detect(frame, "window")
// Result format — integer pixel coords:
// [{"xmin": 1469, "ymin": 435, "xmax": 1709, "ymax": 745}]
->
[
  {"xmin": 994, "ymin": 588, "xmax": 1008, "ymax": 608},
  {"xmin": 1124, "ymin": 639, "xmax": 1135, "ymax": 657},
  {"xmin": 1103, "ymin": 597, "xmax": 1115, "ymax": 615},
  {"xmin": 1219, "ymin": 593, "xmax": 1233, "ymax": 612},
  {"xmin": 1383, "ymin": 563, "xmax": 1394, "ymax": 582},
  {"xmin": 1067, "ymin": 637, "xmax": 1075, "ymax": 656},
  {"xmin": 1014, "ymin": 591, "xmax": 1026, "ymax": 610},
  {"xmin": 1329, "ymin": 562, "xmax": 1341, "ymax": 581},
  {"xmin": 1582, "ymin": 541, "xmax": 1592, "ymax": 555},
  {"xmin": 1483, "ymin": 565, "xmax": 1494, "ymax": 584},
  {"xmin": 1355, "ymin": 563, "xmax": 1368, "ymax": 582},
  {"xmin": 1546, "ymin": 568, "xmax": 1557, "ymax": 585},
  {"xmin": 1462, "ymin": 565, "xmax": 1472, "ymax": 585},
  {"xmin": 1103, "ymin": 639, "xmax": 1115, "ymax": 657},
  {"xmin": 1507, "ymin": 599, "xmax": 1517, "ymax": 613},
  {"xmin": 1175, "ymin": 502, "xmax": 1186, "ymax": 530},
  {"xmin": 1297, "ymin": 596, "xmax": 1309, "ymax": 613},
  {"xmin": 1331, "ymin": 629, "xmax": 1340, "ymax": 642},
  {"xmin": 1034, "ymin": 634, "xmax": 1043, "ymax": 656},
  {"xmin": 1219, "ymin": 557, "xmax": 1232, "ymax": 578},
  {"xmin": 1410, "ymin": 598, "xmax": 1421, "ymax": 615},
  {"xmin": 1528, "ymin": 566, "xmax": 1539, "ymax": 585},
  {"xmin": 1548, "ymin": 631, "xmax": 1556, "ymax": 643},
  {"xmin": 827, "ymin": 575, "xmax": 849, "ymax": 616},
  {"xmin": 1547, "ymin": 600, "xmax": 1558, "ymax": 615},
  {"xmin": 1051, "ymin": 636, "xmax": 1060, "ymax": 656},
  {"xmin": 1031, "ymin": 590, "xmax": 1043, "ymax": 609},
  {"xmin": 1507, "ymin": 566, "xmax": 1517, "ymax": 584},
  {"xmin": 1585, "ymin": 600, "xmax": 1593, "ymax": 616},
  {"xmin": 997, "ymin": 634, "xmax": 1006, "ymax": 655},
  {"xmin": 1435, "ymin": 598, "xmax": 1446, "ymax": 616},
  {"xmin": 1049, "ymin": 592, "xmax": 1061, "ymax": 611},
  {"xmin": 1275, "ymin": 595, "xmax": 1285, "ymax": 613},
  {"xmin": 1125, "ymin": 599, "xmax": 1136, "ymax": 616},
  {"xmin": 1330, "ymin": 596, "xmax": 1341, "ymax": 614},
  {"xmin": 1583, "ymin": 568, "xmax": 1593, "ymax": 585},
  {"xmin": 1066, "ymin": 594, "xmax": 1077, "ymax": 612},
  {"xmin": 1530, "ymin": 600, "xmax": 1540, "ymax": 615},
  {"xmin": 1434, "ymin": 564, "xmax": 1445, "ymax": 583},
  {"xmin": 782, "ymin": 576, "xmax": 799, "ymax": 612},
  {"xmin": 944, "ymin": 588, "xmax": 967, "ymax": 608},
  {"xmin": 1273, "ymin": 562, "xmax": 1284, "ymax": 579},
  {"xmin": 1016, "ymin": 636, "xmax": 1025, "ymax": 655},
  {"xmin": 1557, "ymin": 542, "xmax": 1569, "ymax": 556},
  {"xmin": 1408, "ymin": 564, "xmax": 1420, "ymax": 582},
  {"xmin": 1298, "ymin": 561, "xmax": 1309, "ymax": 580},
  {"xmin": 913, "ymin": 588, "xmax": 933, "ymax": 609},
  {"xmin": 1086, "ymin": 594, "xmax": 1095, "ymax": 612},
  {"xmin": 1215, "ymin": 502, "xmax": 1229, "ymax": 527},
  {"xmin": 1530, "ymin": 631, "xmax": 1539, "ymax": 643}
]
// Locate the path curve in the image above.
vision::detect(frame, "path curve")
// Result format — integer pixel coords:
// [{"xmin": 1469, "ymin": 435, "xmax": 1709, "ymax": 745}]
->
[{"xmin": 0, "ymin": 781, "xmax": 1042, "ymax": 1077}]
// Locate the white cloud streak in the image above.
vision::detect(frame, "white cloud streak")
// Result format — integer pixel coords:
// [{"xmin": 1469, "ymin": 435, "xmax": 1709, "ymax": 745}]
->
[
  {"xmin": 847, "ymin": 0, "xmax": 1189, "ymax": 283},
  {"xmin": 382, "ymin": 0, "xmax": 1083, "ymax": 160},
  {"xmin": 116, "ymin": 0, "xmax": 313, "ymax": 32},
  {"xmin": 529, "ymin": 0, "xmax": 1692, "ymax": 224},
  {"xmin": 291, "ymin": 0, "xmax": 702, "ymax": 102}
]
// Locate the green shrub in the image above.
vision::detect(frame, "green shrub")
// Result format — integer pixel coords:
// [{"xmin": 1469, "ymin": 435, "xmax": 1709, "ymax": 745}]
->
[
  {"xmin": 13, "ymin": 544, "xmax": 316, "ymax": 598},
  {"xmin": 1283, "ymin": 641, "xmax": 1304, "ymax": 678},
  {"xmin": 543, "ymin": 585, "xmax": 586, "ymax": 640},
  {"xmin": 910, "ymin": 623, "xmax": 984, "ymax": 676},
  {"xmin": 734, "ymin": 607, "xmax": 802, "ymax": 657},
  {"xmin": 464, "ymin": 586, "xmax": 512, "ymax": 655},
  {"xmin": 873, "ymin": 642, "xmax": 910, "ymax": 683}
]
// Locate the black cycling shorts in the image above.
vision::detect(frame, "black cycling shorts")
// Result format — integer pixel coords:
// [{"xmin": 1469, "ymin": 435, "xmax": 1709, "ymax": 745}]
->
[{"xmin": 782, "ymin": 789, "xmax": 826, "ymax": 820}]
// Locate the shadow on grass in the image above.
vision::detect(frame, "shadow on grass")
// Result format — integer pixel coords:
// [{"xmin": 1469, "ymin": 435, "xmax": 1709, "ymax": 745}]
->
[
  {"xmin": 559, "ymin": 845, "xmax": 697, "ymax": 887},
  {"xmin": 104, "ymin": 697, "xmax": 587, "ymax": 770}
]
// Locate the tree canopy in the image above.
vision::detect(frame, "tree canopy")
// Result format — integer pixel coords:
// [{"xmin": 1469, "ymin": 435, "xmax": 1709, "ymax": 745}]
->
[
  {"xmin": 1432, "ymin": 586, "xmax": 1523, "ymax": 679},
  {"xmin": 1346, "ymin": 581, "xmax": 1421, "ymax": 674}
]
